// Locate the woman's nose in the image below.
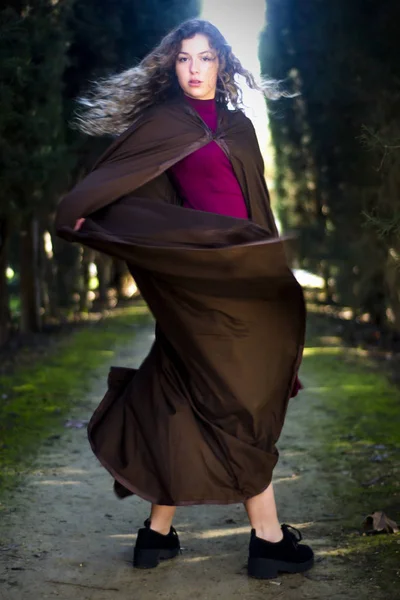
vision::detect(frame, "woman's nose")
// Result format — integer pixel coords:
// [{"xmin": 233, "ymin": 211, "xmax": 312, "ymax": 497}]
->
[{"xmin": 189, "ymin": 60, "xmax": 200, "ymax": 74}]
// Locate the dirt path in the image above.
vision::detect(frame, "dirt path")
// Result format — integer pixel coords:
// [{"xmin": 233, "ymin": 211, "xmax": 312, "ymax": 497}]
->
[{"xmin": 0, "ymin": 324, "xmax": 389, "ymax": 600}]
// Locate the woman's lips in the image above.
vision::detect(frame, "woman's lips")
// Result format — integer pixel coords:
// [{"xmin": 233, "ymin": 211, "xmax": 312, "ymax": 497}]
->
[{"xmin": 189, "ymin": 80, "xmax": 202, "ymax": 87}]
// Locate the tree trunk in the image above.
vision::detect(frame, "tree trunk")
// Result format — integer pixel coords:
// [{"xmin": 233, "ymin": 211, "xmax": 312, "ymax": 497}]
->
[
  {"xmin": 386, "ymin": 251, "xmax": 400, "ymax": 332},
  {"xmin": 0, "ymin": 217, "xmax": 11, "ymax": 346},
  {"xmin": 96, "ymin": 253, "xmax": 112, "ymax": 308},
  {"xmin": 53, "ymin": 235, "xmax": 81, "ymax": 312},
  {"xmin": 321, "ymin": 262, "xmax": 334, "ymax": 304},
  {"xmin": 20, "ymin": 214, "xmax": 41, "ymax": 333},
  {"xmin": 111, "ymin": 259, "xmax": 128, "ymax": 302},
  {"xmin": 79, "ymin": 246, "xmax": 91, "ymax": 313},
  {"xmin": 41, "ymin": 222, "xmax": 61, "ymax": 321}
]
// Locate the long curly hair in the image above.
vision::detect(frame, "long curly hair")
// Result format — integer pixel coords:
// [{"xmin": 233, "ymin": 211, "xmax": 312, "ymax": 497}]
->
[{"xmin": 74, "ymin": 18, "xmax": 288, "ymax": 136}]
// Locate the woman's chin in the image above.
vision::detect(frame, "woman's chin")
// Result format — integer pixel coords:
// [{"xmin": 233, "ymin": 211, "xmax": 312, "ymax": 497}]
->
[
  {"xmin": 184, "ymin": 89, "xmax": 203, "ymax": 99},
  {"xmin": 183, "ymin": 88, "xmax": 214, "ymax": 101}
]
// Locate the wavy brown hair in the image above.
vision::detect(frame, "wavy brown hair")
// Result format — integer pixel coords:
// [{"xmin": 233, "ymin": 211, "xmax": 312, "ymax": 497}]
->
[{"xmin": 74, "ymin": 18, "xmax": 289, "ymax": 136}]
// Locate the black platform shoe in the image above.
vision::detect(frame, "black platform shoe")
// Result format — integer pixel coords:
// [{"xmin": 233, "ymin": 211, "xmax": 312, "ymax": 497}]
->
[
  {"xmin": 133, "ymin": 518, "xmax": 181, "ymax": 569},
  {"xmin": 247, "ymin": 523, "xmax": 314, "ymax": 579}
]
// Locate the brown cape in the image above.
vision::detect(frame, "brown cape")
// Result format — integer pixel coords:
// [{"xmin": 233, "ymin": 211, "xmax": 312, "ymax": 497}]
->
[{"xmin": 55, "ymin": 97, "xmax": 306, "ymax": 505}]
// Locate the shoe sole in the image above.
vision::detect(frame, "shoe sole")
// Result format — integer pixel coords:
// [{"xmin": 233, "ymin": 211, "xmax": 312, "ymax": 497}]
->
[
  {"xmin": 133, "ymin": 547, "xmax": 180, "ymax": 569},
  {"xmin": 248, "ymin": 556, "xmax": 315, "ymax": 579}
]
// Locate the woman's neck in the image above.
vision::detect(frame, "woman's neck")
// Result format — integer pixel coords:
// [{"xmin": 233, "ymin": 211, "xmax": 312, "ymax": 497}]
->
[{"xmin": 184, "ymin": 94, "xmax": 216, "ymax": 112}]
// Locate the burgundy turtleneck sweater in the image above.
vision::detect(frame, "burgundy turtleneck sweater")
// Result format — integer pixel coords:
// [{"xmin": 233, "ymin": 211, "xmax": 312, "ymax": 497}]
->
[
  {"xmin": 169, "ymin": 95, "xmax": 303, "ymax": 398},
  {"xmin": 168, "ymin": 95, "xmax": 248, "ymax": 219}
]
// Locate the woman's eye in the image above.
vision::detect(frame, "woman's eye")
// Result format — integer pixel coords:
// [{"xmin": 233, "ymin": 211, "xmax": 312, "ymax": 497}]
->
[{"xmin": 177, "ymin": 56, "xmax": 214, "ymax": 63}]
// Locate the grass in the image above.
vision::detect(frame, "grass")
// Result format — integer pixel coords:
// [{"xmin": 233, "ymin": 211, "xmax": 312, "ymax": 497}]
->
[
  {"xmin": 0, "ymin": 302, "xmax": 152, "ymax": 499},
  {"xmin": 302, "ymin": 310, "xmax": 400, "ymax": 590},
  {"xmin": 302, "ymin": 345, "xmax": 399, "ymax": 447}
]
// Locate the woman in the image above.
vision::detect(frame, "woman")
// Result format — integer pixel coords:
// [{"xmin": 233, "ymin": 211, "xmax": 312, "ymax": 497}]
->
[{"xmin": 55, "ymin": 18, "xmax": 313, "ymax": 579}]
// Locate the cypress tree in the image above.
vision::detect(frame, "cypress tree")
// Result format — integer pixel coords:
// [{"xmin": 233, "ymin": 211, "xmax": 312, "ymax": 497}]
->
[
  {"xmin": 0, "ymin": 2, "xmax": 71, "ymax": 334},
  {"xmin": 0, "ymin": 1, "xmax": 200, "ymax": 341},
  {"xmin": 260, "ymin": 0, "xmax": 397, "ymax": 327}
]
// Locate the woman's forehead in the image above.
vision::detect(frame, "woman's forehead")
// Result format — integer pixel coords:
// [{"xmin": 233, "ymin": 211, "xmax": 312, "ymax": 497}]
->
[{"xmin": 179, "ymin": 34, "xmax": 214, "ymax": 54}]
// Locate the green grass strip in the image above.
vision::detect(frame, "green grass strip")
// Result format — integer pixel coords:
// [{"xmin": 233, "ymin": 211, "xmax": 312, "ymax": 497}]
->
[
  {"xmin": 301, "ymin": 312, "xmax": 400, "ymax": 588},
  {"xmin": 0, "ymin": 303, "xmax": 152, "ymax": 498},
  {"xmin": 303, "ymin": 314, "xmax": 400, "ymax": 449}
]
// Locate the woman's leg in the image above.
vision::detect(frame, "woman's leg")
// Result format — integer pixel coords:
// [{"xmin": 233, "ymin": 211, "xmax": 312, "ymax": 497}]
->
[
  {"xmin": 244, "ymin": 482, "xmax": 283, "ymax": 542},
  {"xmin": 149, "ymin": 504, "xmax": 176, "ymax": 535}
]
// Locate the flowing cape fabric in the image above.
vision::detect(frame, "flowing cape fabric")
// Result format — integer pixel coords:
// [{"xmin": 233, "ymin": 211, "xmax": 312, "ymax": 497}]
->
[{"xmin": 55, "ymin": 98, "xmax": 306, "ymax": 505}]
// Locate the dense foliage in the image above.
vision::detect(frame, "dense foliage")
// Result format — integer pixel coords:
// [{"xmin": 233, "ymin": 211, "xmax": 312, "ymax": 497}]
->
[
  {"xmin": 0, "ymin": 0, "xmax": 200, "ymax": 342},
  {"xmin": 260, "ymin": 0, "xmax": 400, "ymax": 330}
]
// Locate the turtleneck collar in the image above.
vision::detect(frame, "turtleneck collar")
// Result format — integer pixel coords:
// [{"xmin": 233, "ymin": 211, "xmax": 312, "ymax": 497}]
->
[{"xmin": 184, "ymin": 95, "xmax": 217, "ymax": 113}]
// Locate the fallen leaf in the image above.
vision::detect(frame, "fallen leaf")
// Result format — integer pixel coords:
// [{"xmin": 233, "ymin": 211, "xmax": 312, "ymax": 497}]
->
[{"xmin": 362, "ymin": 511, "xmax": 399, "ymax": 534}]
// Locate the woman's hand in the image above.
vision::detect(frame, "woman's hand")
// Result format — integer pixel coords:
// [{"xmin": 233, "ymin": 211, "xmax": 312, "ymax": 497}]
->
[{"xmin": 74, "ymin": 218, "xmax": 86, "ymax": 231}]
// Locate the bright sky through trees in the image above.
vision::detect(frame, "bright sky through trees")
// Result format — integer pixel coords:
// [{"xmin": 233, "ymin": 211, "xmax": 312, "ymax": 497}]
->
[
  {"xmin": 201, "ymin": 1, "xmax": 325, "ymax": 287},
  {"xmin": 200, "ymin": 0, "xmax": 269, "ymax": 154}
]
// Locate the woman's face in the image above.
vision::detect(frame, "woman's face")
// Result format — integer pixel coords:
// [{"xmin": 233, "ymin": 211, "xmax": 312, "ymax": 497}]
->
[{"xmin": 175, "ymin": 33, "xmax": 219, "ymax": 100}]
